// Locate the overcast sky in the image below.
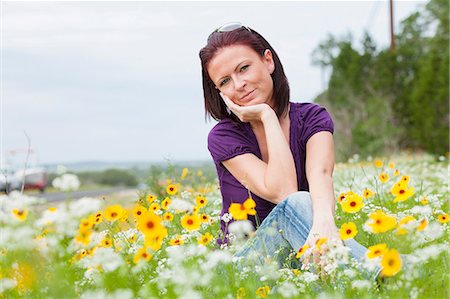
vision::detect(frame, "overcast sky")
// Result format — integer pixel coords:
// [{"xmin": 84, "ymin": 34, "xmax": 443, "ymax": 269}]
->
[{"xmin": 2, "ymin": 0, "xmax": 424, "ymax": 165}]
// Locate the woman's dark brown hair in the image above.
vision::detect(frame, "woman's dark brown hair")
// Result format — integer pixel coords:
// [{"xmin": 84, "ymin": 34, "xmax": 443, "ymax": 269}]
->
[{"xmin": 199, "ymin": 26, "xmax": 290, "ymax": 122}]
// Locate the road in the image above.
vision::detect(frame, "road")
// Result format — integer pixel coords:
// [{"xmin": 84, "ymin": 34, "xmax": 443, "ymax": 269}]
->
[{"xmin": 33, "ymin": 187, "xmax": 138, "ymax": 202}]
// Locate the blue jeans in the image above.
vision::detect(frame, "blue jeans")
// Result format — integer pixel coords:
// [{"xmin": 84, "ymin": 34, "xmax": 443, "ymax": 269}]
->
[{"xmin": 235, "ymin": 191, "xmax": 379, "ymax": 277}]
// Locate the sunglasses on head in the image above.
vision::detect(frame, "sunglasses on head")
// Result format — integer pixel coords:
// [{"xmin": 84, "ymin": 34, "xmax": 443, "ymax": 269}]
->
[{"xmin": 213, "ymin": 22, "xmax": 251, "ymax": 33}]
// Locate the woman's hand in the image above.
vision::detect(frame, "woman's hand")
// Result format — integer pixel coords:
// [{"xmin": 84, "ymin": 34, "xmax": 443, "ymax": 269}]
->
[{"xmin": 220, "ymin": 93, "xmax": 272, "ymax": 123}]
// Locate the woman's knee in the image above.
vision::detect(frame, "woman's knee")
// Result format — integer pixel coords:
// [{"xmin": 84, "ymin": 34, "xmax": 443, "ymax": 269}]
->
[{"xmin": 281, "ymin": 191, "xmax": 313, "ymax": 218}]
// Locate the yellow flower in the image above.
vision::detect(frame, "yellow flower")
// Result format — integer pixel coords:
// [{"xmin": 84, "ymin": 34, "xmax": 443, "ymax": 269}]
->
[
  {"xmin": 94, "ymin": 212, "xmax": 102, "ymax": 224},
  {"xmin": 396, "ymin": 215, "xmax": 416, "ymax": 235},
  {"xmin": 161, "ymin": 197, "xmax": 171, "ymax": 210},
  {"xmin": 367, "ymin": 243, "xmax": 388, "ymax": 259},
  {"xmin": 420, "ymin": 196, "xmax": 428, "ymax": 205},
  {"xmin": 393, "ymin": 169, "xmax": 400, "ymax": 176},
  {"xmin": 367, "ymin": 210, "xmax": 397, "ymax": 233},
  {"xmin": 169, "ymin": 235, "xmax": 184, "ymax": 246},
  {"xmin": 132, "ymin": 205, "xmax": 147, "ymax": 219},
  {"xmin": 48, "ymin": 207, "xmax": 57, "ymax": 212},
  {"xmin": 198, "ymin": 232, "xmax": 213, "ymax": 245},
  {"xmin": 362, "ymin": 188, "xmax": 375, "ymax": 199},
  {"xmin": 75, "ymin": 229, "xmax": 92, "ymax": 245},
  {"xmin": 196, "ymin": 195, "xmax": 207, "ymax": 208},
  {"xmin": 12, "ymin": 208, "xmax": 28, "ymax": 221},
  {"xmin": 180, "ymin": 213, "xmax": 201, "ymax": 231},
  {"xmin": 166, "ymin": 184, "xmax": 178, "ymax": 195},
  {"xmin": 437, "ymin": 213, "xmax": 449, "ymax": 223},
  {"xmin": 296, "ymin": 244, "xmax": 309, "ymax": 258},
  {"xmin": 337, "ymin": 192, "xmax": 346, "ymax": 203},
  {"xmin": 103, "ymin": 205, "xmax": 126, "ymax": 222},
  {"xmin": 341, "ymin": 193, "xmax": 364, "ymax": 213},
  {"xmin": 100, "ymin": 237, "xmax": 112, "ymax": 247},
  {"xmin": 163, "ymin": 212, "xmax": 174, "ymax": 222},
  {"xmin": 180, "ymin": 167, "xmax": 189, "ymax": 180},
  {"xmin": 78, "ymin": 217, "xmax": 94, "ymax": 232},
  {"xmin": 149, "ymin": 202, "xmax": 160, "ymax": 212},
  {"xmin": 417, "ymin": 218, "xmax": 428, "ymax": 231},
  {"xmin": 381, "ymin": 249, "xmax": 402, "ymax": 277},
  {"xmin": 255, "ymin": 286, "xmax": 270, "ymax": 298},
  {"xmin": 379, "ymin": 172, "xmax": 389, "ymax": 183},
  {"xmin": 315, "ymin": 237, "xmax": 328, "ymax": 250},
  {"xmin": 374, "ymin": 159, "xmax": 383, "ymax": 168},
  {"xmin": 200, "ymin": 213, "xmax": 210, "ymax": 223},
  {"xmin": 391, "ymin": 181, "xmax": 414, "ymax": 203},
  {"xmin": 137, "ymin": 212, "xmax": 165, "ymax": 237},
  {"xmin": 339, "ymin": 222, "xmax": 358, "ymax": 240},
  {"xmin": 133, "ymin": 247, "xmax": 152, "ymax": 264},
  {"xmin": 400, "ymin": 175, "xmax": 410, "ymax": 184},
  {"xmin": 388, "ymin": 162, "xmax": 395, "ymax": 169},
  {"xmin": 144, "ymin": 227, "xmax": 167, "ymax": 251},
  {"xmin": 237, "ymin": 287, "xmax": 246, "ymax": 299},
  {"xmin": 228, "ymin": 198, "xmax": 257, "ymax": 220},
  {"xmin": 146, "ymin": 194, "xmax": 157, "ymax": 204}
]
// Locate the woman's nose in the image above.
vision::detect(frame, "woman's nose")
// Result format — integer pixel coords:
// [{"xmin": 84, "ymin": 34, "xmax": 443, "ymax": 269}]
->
[{"xmin": 234, "ymin": 76, "xmax": 246, "ymax": 91}]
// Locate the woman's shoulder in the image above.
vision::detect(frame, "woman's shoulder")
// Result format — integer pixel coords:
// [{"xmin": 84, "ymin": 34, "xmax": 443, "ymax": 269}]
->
[{"xmin": 290, "ymin": 101, "xmax": 326, "ymax": 116}]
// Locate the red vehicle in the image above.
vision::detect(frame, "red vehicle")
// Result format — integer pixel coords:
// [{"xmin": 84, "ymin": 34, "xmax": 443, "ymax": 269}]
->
[{"xmin": 5, "ymin": 148, "xmax": 48, "ymax": 193}]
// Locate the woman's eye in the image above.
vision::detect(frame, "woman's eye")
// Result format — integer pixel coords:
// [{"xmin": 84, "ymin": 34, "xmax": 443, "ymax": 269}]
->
[
  {"xmin": 240, "ymin": 65, "xmax": 249, "ymax": 72},
  {"xmin": 220, "ymin": 78, "xmax": 230, "ymax": 87}
]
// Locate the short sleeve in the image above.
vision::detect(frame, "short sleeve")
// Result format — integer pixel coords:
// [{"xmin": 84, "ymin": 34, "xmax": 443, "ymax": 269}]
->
[
  {"xmin": 207, "ymin": 120, "xmax": 255, "ymax": 164},
  {"xmin": 300, "ymin": 103, "xmax": 334, "ymax": 147}
]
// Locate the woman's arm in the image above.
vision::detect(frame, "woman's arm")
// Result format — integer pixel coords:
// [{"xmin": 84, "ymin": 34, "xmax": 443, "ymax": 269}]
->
[
  {"xmin": 221, "ymin": 95, "xmax": 298, "ymax": 203},
  {"xmin": 304, "ymin": 131, "xmax": 340, "ymax": 246}
]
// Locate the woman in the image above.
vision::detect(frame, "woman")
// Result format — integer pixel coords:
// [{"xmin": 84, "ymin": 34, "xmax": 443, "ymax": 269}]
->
[{"xmin": 199, "ymin": 23, "xmax": 371, "ymax": 273}]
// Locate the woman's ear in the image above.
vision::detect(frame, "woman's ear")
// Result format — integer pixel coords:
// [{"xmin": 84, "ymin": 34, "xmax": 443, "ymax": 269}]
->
[{"xmin": 263, "ymin": 49, "xmax": 275, "ymax": 74}]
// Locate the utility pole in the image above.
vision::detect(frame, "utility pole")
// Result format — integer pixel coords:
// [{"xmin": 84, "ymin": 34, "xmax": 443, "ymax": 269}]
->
[{"xmin": 390, "ymin": 0, "xmax": 396, "ymax": 51}]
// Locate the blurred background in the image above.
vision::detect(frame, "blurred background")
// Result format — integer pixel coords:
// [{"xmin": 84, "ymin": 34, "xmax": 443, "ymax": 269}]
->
[{"xmin": 1, "ymin": 0, "xmax": 448, "ymax": 193}]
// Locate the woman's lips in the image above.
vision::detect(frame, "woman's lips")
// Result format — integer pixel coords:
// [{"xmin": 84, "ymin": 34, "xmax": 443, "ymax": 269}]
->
[{"xmin": 240, "ymin": 90, "xmax": 255, "ymax": 101}]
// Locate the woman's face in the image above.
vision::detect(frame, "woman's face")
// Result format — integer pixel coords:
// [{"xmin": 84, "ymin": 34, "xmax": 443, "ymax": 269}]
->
[{"xmin": 207, "ymin": 44, "xmax": 275, "ymax": 107}]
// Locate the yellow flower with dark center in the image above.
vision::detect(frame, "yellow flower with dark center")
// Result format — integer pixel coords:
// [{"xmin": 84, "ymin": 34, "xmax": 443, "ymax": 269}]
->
[
  {"xmin": 341, "ymin": 193, "xmax": 364, "ymax": 213},
  {"xmin": 146, "ymin": 194, "xmax": 157, "ymax": 204},
  {"xmin": 94, "ymin": 212, "xmax": 102, "ymax": 224},
  {"xmin": 391, "ymin": 181, "xmax": 414, "ymax": 203},
  {"xmin": 367, "ymin": 243, "xmax": 388, "ymax": 259},
  {"xmin": 379, "ymin": 172, "xmax": 389, "ymax": 183},
  {"xmin": 316, "ymin": 237, "xmax": 328, "ymax": 250},
  {"xmin": 388, "ymin": 162, "xmax": 395, "ymax": 169},
  {"xmin": 339, "ymin": 222, "xmax": 358, "ymax": 240},
  {"xmin": 381, "ymin": 249, "xmax": 402, "ymax": 276},
  {"xmin": 437, "ymin": 213, "xmax": 449, "ymax": 223},
  {"xmin": 180, "ymin": 213, "xmax": 201, "ymax": 231},
  {"xmin": 228, "ymin": 198, "xmax": 257, "ymax": 220},
  {"xmin": 362, "ymin": 188, "xmax": 375, "ymax": 199},
  {"xmin": 149, "ymin": 202, "xmax": 160, "ymax": 212},
  {"xmin": 296, "ymin": 244, "xmax": 309, "ymax": 258},
  {"xmin": 132, "ymin": 205, "xmax": 147, "ymax": 219},
  {"xmin": 421, "ymin": 196, "xmax": 428, "ymax": 205},
  {"xmin": 169, "ymin": 235, "xmax": 184, "ymax": 246},
  {"xmin": 367, "ymin": 210, "xmax": 397, "ymax": 233},
  {"xmin": 79, "ymin": 217, "xmax": 94, "ymax": 232},
  {"xmin": 144, "ymin": 227, "xmax": 167, "ymax": 251},
  {"xmin": 374, "ymin": 159, "xmax": 383, "ymax": 168},
  {"xmin": 396, "ymin": 215, "xmax": 416, "ymax": 235},
  {"xmin": 133, "ymin": 247, "xmax": 152, "ymax": 264},
  {"xmin": 163, "ymin": 212, "xmax": 174, "ymax": 222},
  {"xmin": 196, "ymin": 195, "xmax": 207, "ymax": 208},
  {"xmin": 137, "ymin": 212, "xmax": 165, "ymax": 236},
  {"xmin": 100, "ymin": 237, "xmax": 112, "ymax": 247},
  {"xmin": 12, "ymin": 208, "xmax": 28, "ymax": 221},
  {"xmin": 417, "ymin": 218, "xmax": 428, "ymax": 231},
  {"xmin": 103, "ymin": 205, "xmax": 125, "ymax": 222},
  {"xmin": 400, "ymin": 175, "xmax": 410, "ymax": 184},
  {"xmin": 75, "ymin": 229, "xmax": 92, "ymax": 245},
  {"xmin": 129, "ymin": 234, "xmax": 137, "ymax": 243},
  {"xmin": 255, "ymin": 286, "xmax": 270, "ymax": 298},
  {"xmin": 166, "ymin": 184, "xmax": 177, "ymax": 195},
  {"xmin": 337, "ymin": 192, "xmax": 346, "ymax": 203},
  {"xmin": 200, "ymin": 213, "xmax": 210, "ymax": 223},
  {"xmin": 394, "ymin": 169, "xmax": 400, "ymax": 176},
  {"xmin": 180, "ymin": 167, "xmax": 189, "ymax": 180},
  {"xmin": 198, "ymin": 232, "xmax": 213, "ymax": 245},
  {"xmin": 161, "ymin": 197, "xmax": 171, "ymax": 210}
]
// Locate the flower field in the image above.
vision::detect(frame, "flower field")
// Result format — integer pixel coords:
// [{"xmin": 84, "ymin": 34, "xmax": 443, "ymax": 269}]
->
[{"xmin": 1, "ymin": 154, "xmax": 449, "ymax": 298}]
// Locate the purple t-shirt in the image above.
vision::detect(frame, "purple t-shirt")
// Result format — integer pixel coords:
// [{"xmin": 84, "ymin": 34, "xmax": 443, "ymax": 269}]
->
[{"xmin": 207, "ymin": 102, "xmax": 334, "ymax": 241}]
